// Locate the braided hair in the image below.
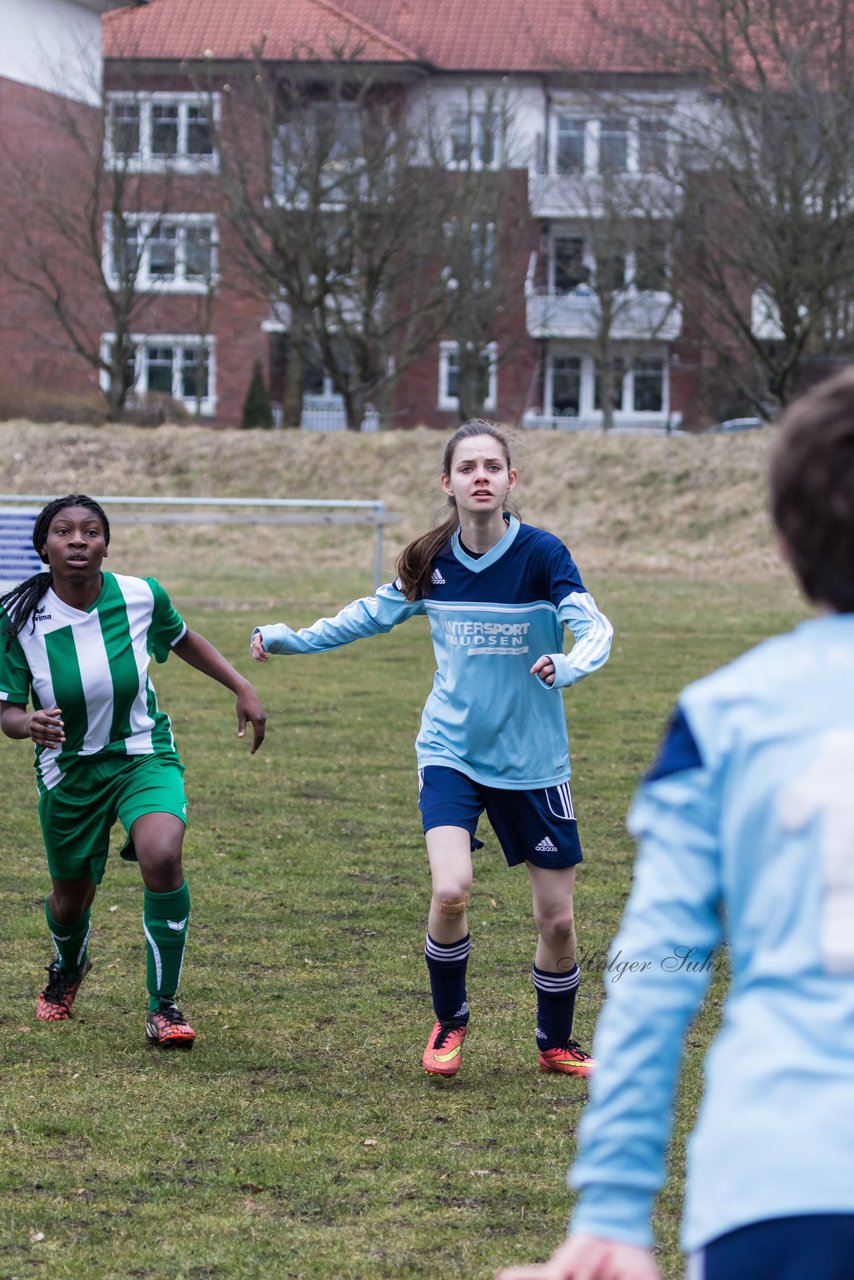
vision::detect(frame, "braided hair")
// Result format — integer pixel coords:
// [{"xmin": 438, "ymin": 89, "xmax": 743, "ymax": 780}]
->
[{"xmin": 0, "ymin": 495, "xmax": 110, "ymax": 651}]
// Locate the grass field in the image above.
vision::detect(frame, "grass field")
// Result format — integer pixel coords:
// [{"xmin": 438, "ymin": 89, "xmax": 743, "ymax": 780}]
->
[{"xmin": 0, "ymin": 425, "xmax": 808, "ymax": 1278}]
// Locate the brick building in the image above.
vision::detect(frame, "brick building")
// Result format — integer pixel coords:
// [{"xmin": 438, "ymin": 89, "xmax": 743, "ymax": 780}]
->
[
  {"xmin": 0, "ymin": 1, "xmax": 142, "ymax": 405},
  {"xmin": 4, "ymin": 0, "xmax": 722, "ymax": 430}
]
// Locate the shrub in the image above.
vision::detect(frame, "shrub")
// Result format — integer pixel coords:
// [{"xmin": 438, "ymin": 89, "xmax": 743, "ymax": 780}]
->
[{"xmin": 241, "ymin": 359, "xmax": 274, "ymax": 429}]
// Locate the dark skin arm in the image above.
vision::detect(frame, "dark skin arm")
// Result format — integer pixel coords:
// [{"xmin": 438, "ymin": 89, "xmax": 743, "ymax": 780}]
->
[
  {"xmin": 172, "ymin": 629, "xmax": 266, "ymax": 754},
  {"xmin": 0, "ymin": 702, "xmax": 65, "ymax": 746},
  {"xmin": 0, "ymin": 632, "xmax": 266, "ymax": 753}
]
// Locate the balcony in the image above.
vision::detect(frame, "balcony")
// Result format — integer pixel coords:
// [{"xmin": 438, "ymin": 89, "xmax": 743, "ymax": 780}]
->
[
  {"xmin": 528, "ymin": 170, "xmax": 678, "ymax": 220},
  {"xmin": 526, "ymin": 289, "xmax": 682, "ymax": 341}
]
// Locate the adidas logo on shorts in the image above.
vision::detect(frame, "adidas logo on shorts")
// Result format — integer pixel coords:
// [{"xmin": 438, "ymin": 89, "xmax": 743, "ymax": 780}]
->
[
  {"xmin": 535, "ymin": 836, "xmax": 558, "ymax": 853},
  {"xmin": 431, "ymin": 568, "xmax": 446, "ymax": 585}
]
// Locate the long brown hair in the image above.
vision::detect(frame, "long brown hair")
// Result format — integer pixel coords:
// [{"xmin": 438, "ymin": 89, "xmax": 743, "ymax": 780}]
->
[{"xmin": 395, "ymin": 419, "xmax": 512, "ymax": 601}]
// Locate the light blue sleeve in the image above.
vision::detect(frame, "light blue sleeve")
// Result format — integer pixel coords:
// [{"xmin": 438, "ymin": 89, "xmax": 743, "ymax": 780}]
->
[
  {"xmin": 568, "ymin": 758, "xmax": 723, "ymax": 1246},
  {"xmin": 252, "ymin": 580, "xmax": 424, "ymax": 655},
  {"xmin": 540, "ymin": 591, "xmax": 613, "ymax": 689}
]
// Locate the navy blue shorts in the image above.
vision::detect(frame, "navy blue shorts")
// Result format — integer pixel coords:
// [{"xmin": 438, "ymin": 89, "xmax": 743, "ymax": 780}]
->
[
  {"xmin": 418, "ymin": 766, "xmax": 582, "ymax": 869},
  {"xmin": 691, "ymin": 1214, "xmax": 854, "ymax": 1280}
]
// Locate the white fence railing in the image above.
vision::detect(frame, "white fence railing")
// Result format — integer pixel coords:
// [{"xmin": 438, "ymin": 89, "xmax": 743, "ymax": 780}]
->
[{"xmin": 0, "ymin": 495, "xmax": 400, "ymax": 594}]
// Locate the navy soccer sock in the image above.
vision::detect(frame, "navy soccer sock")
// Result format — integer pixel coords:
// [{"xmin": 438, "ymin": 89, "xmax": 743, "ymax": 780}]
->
[
  {"xmin": 425, "ymin": 932, "xmax": 471, "ymax": 1024},
  {"xmin": 533, "ymin": 962, "xmax": 579, "ymax": 1049}
]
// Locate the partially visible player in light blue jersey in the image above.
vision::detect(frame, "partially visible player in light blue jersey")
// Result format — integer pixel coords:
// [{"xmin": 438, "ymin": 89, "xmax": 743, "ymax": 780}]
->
[
  {"xmin": 252, "ymin": 420, "xmax": 612, "ymax": 1079},
  {"xmin": 496, "ymin": 371, "xmax": 854, "ymax": 1280}
]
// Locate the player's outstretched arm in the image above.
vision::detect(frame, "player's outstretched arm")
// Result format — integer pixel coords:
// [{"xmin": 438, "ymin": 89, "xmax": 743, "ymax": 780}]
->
[
  {"xmin": 172, "ymin": 630, "xmax": 266, "ymax": 754},
  {"xmin": 496, "ymin": 1235, "xmax": 661, "ymax": 1280}
]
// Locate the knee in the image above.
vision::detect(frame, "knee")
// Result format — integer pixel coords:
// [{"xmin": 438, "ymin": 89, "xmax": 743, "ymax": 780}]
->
[
  {"xmin": 432, "ymin": 877, "xmax": 472, "ymax": 919},
  {"xmin": 139, "ymin": 848, "xmax": 184, "ymax": 893},
  {"xmin": 49, "ymin": 882, "xmax": 95, "ymax": 923},
  {"xmin": 536, "ymin": 907, "xmax": 576, "ymax": 950}
]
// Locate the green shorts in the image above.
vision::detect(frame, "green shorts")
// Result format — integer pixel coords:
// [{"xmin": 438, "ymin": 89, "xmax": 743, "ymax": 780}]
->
[{"xmin": 38, "ymin": 752, "xmax": 187, "ymax": 884}]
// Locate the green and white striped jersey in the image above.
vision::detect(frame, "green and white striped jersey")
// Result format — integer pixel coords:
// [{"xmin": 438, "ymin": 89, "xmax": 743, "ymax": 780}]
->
[{"xmin": 0, "ymin": 572, "xmax": 186, "ymax": 792}]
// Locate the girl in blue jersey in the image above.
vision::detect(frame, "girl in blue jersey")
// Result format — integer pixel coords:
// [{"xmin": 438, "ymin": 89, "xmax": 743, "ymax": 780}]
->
[
  {"xmin": 251, "ymin": 420, "xmax": 612, "ymax": 1077},
  {"xmin": 496, "ymin": 371, "xmax": 854, "ymax": 1279}
]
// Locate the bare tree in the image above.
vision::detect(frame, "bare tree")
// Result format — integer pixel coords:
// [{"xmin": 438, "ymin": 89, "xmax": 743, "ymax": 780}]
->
[
  {"xmin": 209, "ymin": 48, "xmax": 527, "ymax": 429},
  {"xmin": 527, "ymin": 102, "xmax": 680, "ymax": 430},
  {"xmin": 618, "ymin": 0, "xmax": 854, "ymax": 414},
  {"xmin": 429, "ymin": 88, "xmax": 535, "ymax": 423},
  {"xmin": 0, "ymin": 47, "xmax": 205, "ymax": 420}
]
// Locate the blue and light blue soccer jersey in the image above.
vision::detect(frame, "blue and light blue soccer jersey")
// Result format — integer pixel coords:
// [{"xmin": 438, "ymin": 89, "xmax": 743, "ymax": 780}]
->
[
  {"xmin": 569, "ymin": 612, "xmax": 854, "ymax": 1253},
  {"xmin": 254, "ymin": 516, "xmax": 612, "ymax": 789}
]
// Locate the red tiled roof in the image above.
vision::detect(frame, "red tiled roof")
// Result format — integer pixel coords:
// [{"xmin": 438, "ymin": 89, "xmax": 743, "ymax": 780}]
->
[
  {"xmin": 103, "ymin": 0, "xmax": 425, "ymax": 65},
  {"xmin": 103, "ymin": 0, "xmax": 684, "ymax": 75}
]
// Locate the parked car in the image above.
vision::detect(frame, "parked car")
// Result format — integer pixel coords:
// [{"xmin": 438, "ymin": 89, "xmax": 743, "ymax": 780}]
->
[{"xmin": 709, "ymin": 416, "xmax": 768, "ymax": 433}]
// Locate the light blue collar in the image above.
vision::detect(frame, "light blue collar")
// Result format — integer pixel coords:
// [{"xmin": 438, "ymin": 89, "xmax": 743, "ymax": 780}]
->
[{"xmin": 451, "ymin": 515, "xmax": 520, "ymax": 572}]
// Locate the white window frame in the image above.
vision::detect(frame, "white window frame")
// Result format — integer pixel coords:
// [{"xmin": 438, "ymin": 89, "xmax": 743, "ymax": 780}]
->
[
  {"xmin": 438, "ymin": 340, "xmax": 498, "ymax": 411},
  {"xmin": 105, "ymin": 92, "xmax": 220, "ymax": 173},
  {"xmin": 103, "ymin": 213, "xmax": 219, "ymax": 294},
  {"xmin": 551, "ymin": 113, "xmax": 670, "ymax": 177},
  {"xmin": 447, "ymin": 108, "xmax": 500, "ymax": 171},
  {"xmin": 100, "ymin": 333, "xmax": 217, "ymax": 416},
  {"xmin": 548, "ymin": 227, "xmax": 670, "ymax": 296},
  {"xmin": 545, "ymin": 346, "xmax": 669, "ymax": 421}
]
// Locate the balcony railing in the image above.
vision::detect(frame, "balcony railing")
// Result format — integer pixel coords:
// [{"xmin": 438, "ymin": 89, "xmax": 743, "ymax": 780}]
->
[
  {"xmin": 528, "ymin": 170, "xmax": 679, "ymax": 220},
  {"xmin": 526, "ymin": 289, "xmax": 682, "ymax": 341}
]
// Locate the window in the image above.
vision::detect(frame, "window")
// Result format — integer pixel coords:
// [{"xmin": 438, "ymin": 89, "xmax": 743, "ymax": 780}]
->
[
  {"xmin": 553, "ymin": 237, "xmax": 588, "ymax": 293},
  {"xmin": 438, "ymin": 341, "xmax": 497, "ymax": 411},
  {"xmin": 638, "ymin": 119, "xmax": 669, "ymax": 173},
  {"xmin": 148, "ymin": 223, "xmax": 178, "ymax": 278},
  {"xmin": 599, "ymin": 117, "xmax": 629, "ymax": 172},
  {"xmin": 595, "ymin": 252, "xmax": 627, "ymax": 294},
  {"xmin": 449, "ymin": 110, "xmax": 497, "ymax": 168},
  {"xmin": 111, "ymin": 100, "xmax": 140, "ymax": 158},
  {"xmin": 556, "ymin": 117, "xmax": 586, "ymax": 174},
  {"xmin": 186, "ymin": 105, "xmax": 213, "ymax": 157},
  {"xmin": 183, "ymin": 225, "xmax": 214, "ymax": 282},
  {"xmin": 275, "ymin": 102, "xmax": 362, "ymax": 205},
  {"xmin": 111, "ymin": 222, "xmax": 139, "ymax": 280},
  {"xmin": 551, "ymin": 112, "xmax": 672, "ymax": 176},
  {"xmin": 106, "ymin": 215, "xmax": 218, "ymax": 292},
  {"xmin": 633, "ymin": 233, "xmax": 668, "ymax": 292},
  {"xmin": 106, "ymin": 94, "xmax": 219, "ymax": 171},
  {"xmin": 471, "ymin": 222, "xmax": 496, "ymax": 288},
  {"xmin": 594, "ymin": 358, "xmax": 627, "ymax": 411},
  {"xmin": 632, "ymin": 358, "xmax": 664, "ymax": 411},
  {"xmin": 551, "ymin": 356, "xmax": 582, "ymax": 416},
  {"xmin": 151, "ymin": 103, "xmax": 179, "ymax": 157},
  {"xmin": 544, "ymin": 349, "xmax": 668, "ymax": 421},
  {"xmin": 101, "ymin": 334, "xmax": 216, "ymax": 415}
]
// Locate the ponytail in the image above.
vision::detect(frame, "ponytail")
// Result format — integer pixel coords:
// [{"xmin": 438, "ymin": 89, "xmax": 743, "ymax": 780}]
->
[
  {"xmin": 395, "ymin": 418, "xmax": 513, "ymax": 602},
  {"xmin": 396, "ymin": 511, "xmax": 459, "ymax": 602}
]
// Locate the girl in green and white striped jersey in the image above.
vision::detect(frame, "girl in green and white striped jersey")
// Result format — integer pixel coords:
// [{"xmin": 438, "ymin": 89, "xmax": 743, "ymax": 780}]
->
[{"xmin": 0, "ymin": 495, "xmax": 266, "ymax": 1047}]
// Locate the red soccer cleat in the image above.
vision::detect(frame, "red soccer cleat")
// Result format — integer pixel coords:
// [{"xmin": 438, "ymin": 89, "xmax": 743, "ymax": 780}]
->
[
  {"xmin": 423, "ymin": 1019, "xmax": 467, "ymax": 1076},
  {"xmin": 145, "ymin": 998, "xmax": 196, "ymax": 1050},
  {"xmin": 538, "ymin": 1040, "xmax": 595, "ymax": 1077},
  {"xmin": 36, "ymin": 959, "xmax": 92, "ymax": 1022}
]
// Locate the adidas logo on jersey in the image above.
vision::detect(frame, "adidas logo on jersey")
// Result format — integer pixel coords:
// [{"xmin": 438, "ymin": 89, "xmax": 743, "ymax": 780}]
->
[
  {"xmin": 535, "ymin": 836, "xmax": 558, "ymax": 853},
  {"xmin": 431, "ymin": 568, "xmax": 446, "ymax": 585}
]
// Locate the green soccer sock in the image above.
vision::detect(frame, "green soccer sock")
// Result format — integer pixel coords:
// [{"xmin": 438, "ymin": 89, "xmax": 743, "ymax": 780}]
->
[
  {"xmin": 143, "ymin": 881, "xmax": 191, "ymax": 1012},
  {"xmin": 45, "ymin": 903, "xmax": 91, "ymax": 978}
]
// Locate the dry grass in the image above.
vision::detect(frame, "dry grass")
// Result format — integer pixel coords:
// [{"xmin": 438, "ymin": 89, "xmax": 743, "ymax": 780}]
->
[{"xmin": 0, "ymin": 420, "xmax": 784, "ymax": 589}]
